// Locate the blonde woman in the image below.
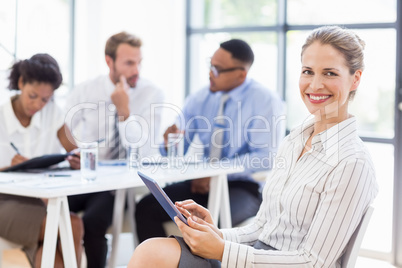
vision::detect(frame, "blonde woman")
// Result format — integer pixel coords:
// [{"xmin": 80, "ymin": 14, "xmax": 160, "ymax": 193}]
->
[{"xmin": 129, "ymin": 26, "xmax": 378, "ymax": 268}]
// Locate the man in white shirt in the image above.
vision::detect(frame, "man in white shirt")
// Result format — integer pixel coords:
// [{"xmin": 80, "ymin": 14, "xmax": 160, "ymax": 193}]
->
[
  {"xmin": 66, "ymin": 33, "xmax": 164, "ymax": 159},
  {"xmin": 64, "ymin": 31, "xmax": 165, "ymax": 268}
]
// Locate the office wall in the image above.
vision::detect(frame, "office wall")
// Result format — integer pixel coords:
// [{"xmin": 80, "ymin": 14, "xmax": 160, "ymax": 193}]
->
[
  {"xmin": 74, "ymin": 0, "xmax": 185, "ymax": 107},
  {"xmin": 73, "ymin": 0, "xmax": 186, "ymax": 132}
]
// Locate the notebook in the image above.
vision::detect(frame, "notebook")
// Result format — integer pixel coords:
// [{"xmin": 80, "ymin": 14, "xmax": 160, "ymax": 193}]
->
[
  {"xmin": 137, "ymin": 171, "xmax": 188, "ymax": 225},
  {"xmin": 2, "ymin": 153, "xmax": 74, "ymax": 172}
]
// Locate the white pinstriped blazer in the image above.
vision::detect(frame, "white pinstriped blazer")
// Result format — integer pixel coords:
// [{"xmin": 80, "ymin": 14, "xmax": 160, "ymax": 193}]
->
[{"xmin": 221, "ymin": 116, "xmax": 378, "ymax": 268}]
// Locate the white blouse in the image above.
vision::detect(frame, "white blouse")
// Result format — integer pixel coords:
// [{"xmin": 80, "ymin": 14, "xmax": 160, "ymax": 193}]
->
[
  {"xmin": 0, "ymin": 97, "xmax": 64, "ymax": 168},
  {"xmin": 221, "ymin": 116, "xmax": 378, "ymax": 268}
]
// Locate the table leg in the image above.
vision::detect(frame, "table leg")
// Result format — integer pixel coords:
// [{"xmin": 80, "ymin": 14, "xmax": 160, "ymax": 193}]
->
[
  {"xmin": 208, "ymin": 175, "xmax": 223, "ymax": 224},
  {"xmin": 208, "ymin": 174, "xmax": 232, "ymax": 228},
  {"xmin": 127, "ymin": 188, "xmax": 139, "ymax": 247},
  {"xmin": 107, "ymin": 189, "xmax": 127, "ymax": 268},
  {"xmin": 219, "ymin": 174, "xmax": 232, "ymax": 228},
  {"xmin": 42, "ymin": 197, "xmax": 77, "ymax": 268},
  {"xmin": 58, "ymin": 196, "xmax": 78, "ymax": 268}
]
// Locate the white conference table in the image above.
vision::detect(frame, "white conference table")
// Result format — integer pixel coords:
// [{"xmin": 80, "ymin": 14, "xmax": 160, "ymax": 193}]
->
[{"xmin": 0, "ymin": 161, "xmax": 244, "ymax": 268}]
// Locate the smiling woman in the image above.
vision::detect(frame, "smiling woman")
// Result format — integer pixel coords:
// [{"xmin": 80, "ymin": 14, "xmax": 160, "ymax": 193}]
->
[
  {"xmin": 127, "ymin": 25, "xmax": 379, "ymax": 268},
  {"xmin": 299, "ymin": 43, "xmax": 362, "ymax": 131},
  {"xmin": 297, "ymin": 26, "xmax": 365, "ymax": 157}
]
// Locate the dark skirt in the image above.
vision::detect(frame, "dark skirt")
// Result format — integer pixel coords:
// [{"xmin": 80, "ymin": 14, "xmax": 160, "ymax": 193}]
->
[
  {"xmin": 173, "ymin": 236, "xmax": 221, "ymax": 268},
  {"xmin": 172, "ymin": 236, "xmax": 277, "ymax": 268},
  {"xmin": 0, "ymin": 194, "xmax": 47, "ymax": 266}
]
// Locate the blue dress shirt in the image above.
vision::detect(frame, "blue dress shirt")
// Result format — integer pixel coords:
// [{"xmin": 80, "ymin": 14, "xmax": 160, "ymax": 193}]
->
[{"xmin": 161, "ymin": 78, "xmax": 286, "ymax": 182}]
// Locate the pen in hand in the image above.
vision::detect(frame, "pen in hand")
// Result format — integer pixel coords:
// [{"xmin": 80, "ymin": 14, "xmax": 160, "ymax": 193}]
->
[
  {"xmin": 10, "ymin": 142, "xmax": 21, "ymax": 155},
  {"xmin": 9, "ymin": 142, "xmax": 29, "ymax": 166}
]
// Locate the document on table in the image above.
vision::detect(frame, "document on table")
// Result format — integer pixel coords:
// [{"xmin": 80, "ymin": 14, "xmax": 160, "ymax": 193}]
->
[
  {"xmin": 0, "ymin": 172, "xmax": 42, "ymax": 183},
  {"xmin": 0, "ymin": 171, "xmax": 83, "ymax": 189},
  {"xmin": 17, "ymin": 176, "xmax": 84, "ymax": 189}
]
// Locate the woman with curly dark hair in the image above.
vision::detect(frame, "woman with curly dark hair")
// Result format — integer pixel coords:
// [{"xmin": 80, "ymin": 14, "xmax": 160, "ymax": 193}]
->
[{"xmin": 0, "ymin": 53, "xmax": 83, "ymax": 267}]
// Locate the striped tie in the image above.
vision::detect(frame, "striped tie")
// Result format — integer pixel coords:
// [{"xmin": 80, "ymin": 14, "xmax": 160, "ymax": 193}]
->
[
  {"xmin": 209, "ymin": 94, "xmax": 230, "ymax": 161},
  {"xmin": 109, "ymin": 112, "xmax": 126, "ymax": 159}
]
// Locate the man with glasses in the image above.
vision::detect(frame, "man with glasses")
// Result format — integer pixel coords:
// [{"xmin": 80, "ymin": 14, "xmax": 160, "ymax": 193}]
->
[{"xmin": 135, "ymin": 39, "xmax": 285, "ymax": 242}]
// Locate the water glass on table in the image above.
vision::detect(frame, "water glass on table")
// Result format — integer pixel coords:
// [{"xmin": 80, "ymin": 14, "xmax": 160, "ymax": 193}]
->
[
  {"xmin": 127, "ymin": 144, "xmax": 140, "ymax": 170},
  {"xmin": 167, "ymin": 133, "xmax": 184, "ymax": 168},
  {"xmin": 80, "ymin": 142, "xmax": 98, "ymax": 182}
]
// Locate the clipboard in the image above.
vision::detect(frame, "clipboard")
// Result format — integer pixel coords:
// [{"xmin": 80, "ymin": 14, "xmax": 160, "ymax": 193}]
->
[
  {"xmin": 2, "ymin": 153, "xmax": 73, "ymax": 172},
  {"xmin": 137, "ymin": 171, "xmax": 188, "ymax": 225}
]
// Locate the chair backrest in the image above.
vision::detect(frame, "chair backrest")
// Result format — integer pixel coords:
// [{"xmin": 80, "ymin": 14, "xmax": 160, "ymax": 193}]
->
[{"xmin": 341, "ymin": 206, "xmax": 374, "ymax": 268}]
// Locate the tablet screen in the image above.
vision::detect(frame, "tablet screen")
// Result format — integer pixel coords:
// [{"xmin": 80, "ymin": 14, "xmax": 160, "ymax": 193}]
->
[{"xmin": 137, "ymin": 171, "xmax": 188, "ymax": 225}]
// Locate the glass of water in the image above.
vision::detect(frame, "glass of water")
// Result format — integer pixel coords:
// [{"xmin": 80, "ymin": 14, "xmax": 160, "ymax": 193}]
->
[
  {"xmin": 80, "ymin": 142, "xmax": 98, "ymax": 182},
  {"xmin": 127, "ymin": 144, "xmax": 140, "ymax": 170},
  {"xmin": 167, "ymin": 133, "xmax": 184, "ymax": 168}
]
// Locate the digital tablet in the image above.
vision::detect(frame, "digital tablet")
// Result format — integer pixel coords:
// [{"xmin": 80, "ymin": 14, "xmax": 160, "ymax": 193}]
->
[
  {"xmin": 137, "ymin": 171, "xmax": 188, "ymax": 225},
  {"xmin": 2, "ymin": 153, "xmax": 74, "ymax": 172}
]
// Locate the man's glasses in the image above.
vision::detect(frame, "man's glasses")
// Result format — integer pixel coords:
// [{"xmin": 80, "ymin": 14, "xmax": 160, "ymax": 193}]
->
[{"xmin": 210, "ymin": 65, "xmax": 245, "ymax": 78}]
